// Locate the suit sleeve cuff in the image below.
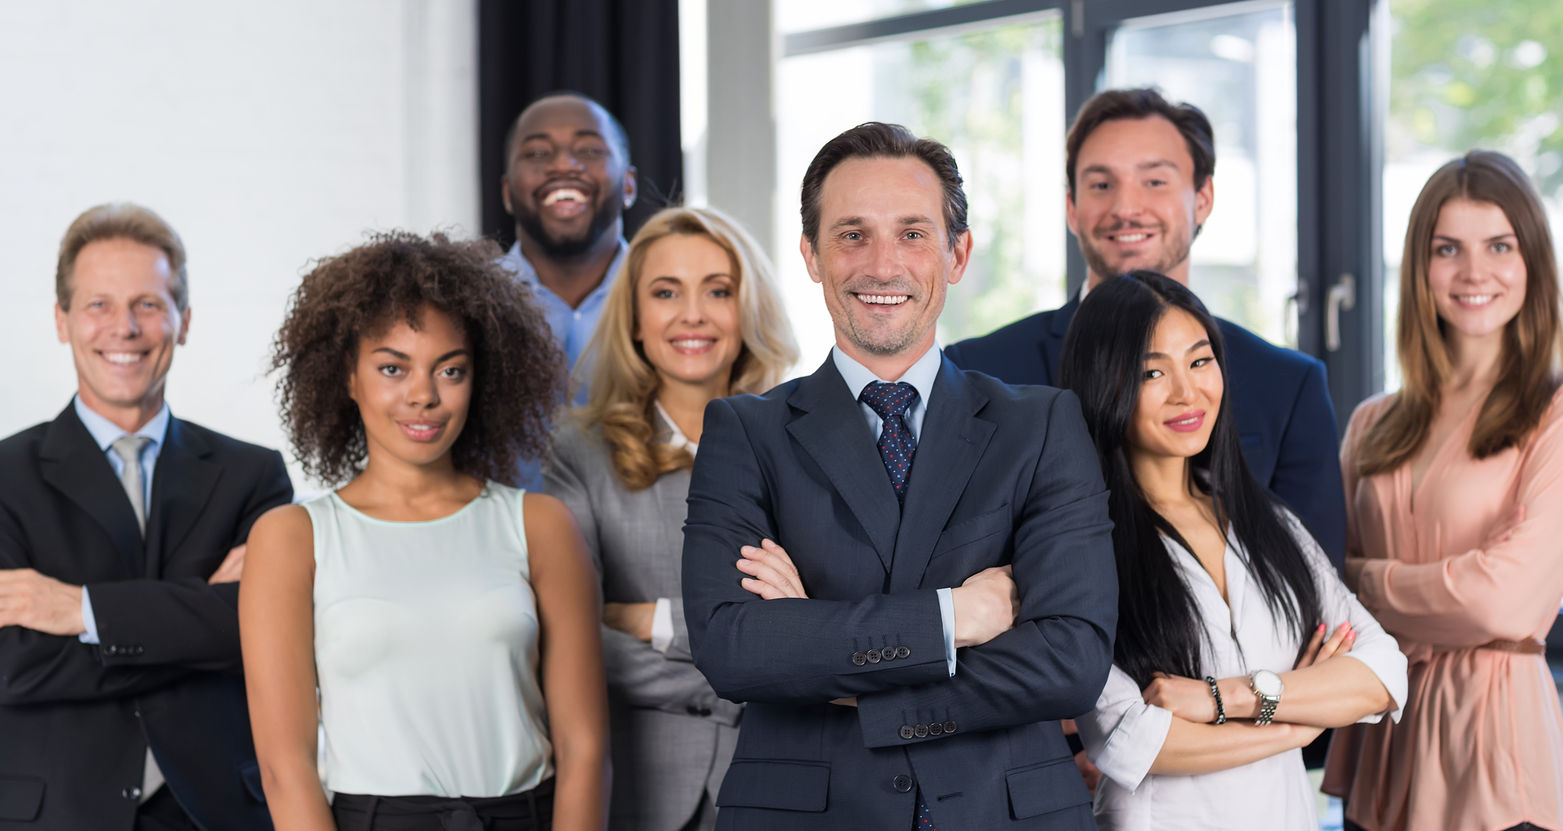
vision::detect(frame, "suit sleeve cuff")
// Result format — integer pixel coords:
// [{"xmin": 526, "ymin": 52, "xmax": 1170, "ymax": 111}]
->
[
  {"xmin": 651, "ymin": 597, "xmax": 674, "ymax": 653},
  {"xmin": 937, "ymin": 587, "xmax": 957, "ymax": 677},
  {"xmin": 79, "ymin": 586, "xmax": 100, "ymax": 645}
]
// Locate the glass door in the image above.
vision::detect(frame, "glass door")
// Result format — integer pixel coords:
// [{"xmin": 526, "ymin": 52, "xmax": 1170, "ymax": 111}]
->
[{"xmin": 1099, "ymin": 1, "xmax": 1300, "ymax": 347}]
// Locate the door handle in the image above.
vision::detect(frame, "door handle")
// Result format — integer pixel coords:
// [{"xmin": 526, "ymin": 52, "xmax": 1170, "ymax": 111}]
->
[
  {"xmin": 1284, "ymin": 278, "xmax": 1309, "ymax": 346},
  {"xmin": 1326, "ymin": 273, "xmax": 1356, "ymax": 352}
]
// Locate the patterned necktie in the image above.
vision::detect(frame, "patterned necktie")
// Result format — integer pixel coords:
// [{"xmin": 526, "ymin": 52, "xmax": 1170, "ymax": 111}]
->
[
  {"xmin": 859, "ymin": 381, "xmax": 920, "ymax": 503},
  {"xmin": 110, "ymin": 435, "xmax": 152, "ymax": 535}
]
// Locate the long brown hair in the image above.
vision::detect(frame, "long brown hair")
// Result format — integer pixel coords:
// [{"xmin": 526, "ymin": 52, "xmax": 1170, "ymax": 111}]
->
[
  {"xmin": 575, "ymin": 206, "xmax": 798, "ymax": 490},
  {"xmin": 1358, "ymin": 151, "xmax": 1561, "ymax": 475}
]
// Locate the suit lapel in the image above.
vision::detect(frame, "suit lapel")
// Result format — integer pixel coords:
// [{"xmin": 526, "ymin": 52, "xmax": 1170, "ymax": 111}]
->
[
  {"xmin": 144, "ymin": 418, "xmax": 220, "ymax": 578},
  {"xmin": 786, "ymin": 357, "xmax": 900, "ymax": 572},
  {"xmin": 1037, "ymin": 293, "xmax": 1075, "ymax": 384},
  {"xmin": 1039, "ymin": 294, "xmax": 1079, "ymax": 386},
  {"xmin": 889, "ymin": 359, "xmax": 995, "ymax": 592},
  {"xmin": 38, "ymin": 405, "xmax": 143, "ymax": 573}
]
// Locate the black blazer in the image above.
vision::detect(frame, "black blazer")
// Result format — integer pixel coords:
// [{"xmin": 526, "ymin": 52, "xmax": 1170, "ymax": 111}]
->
[
  {"xmin": 0, "ymin": 404, "xmax": 292, "ymax": 831},
  {"xmin": 682, "ymin": 355, "xmax": 1116, "ymax": 830},
  {"xmin": 944, "ymin": 296, "xmax": 1348, "ymax": 568}
]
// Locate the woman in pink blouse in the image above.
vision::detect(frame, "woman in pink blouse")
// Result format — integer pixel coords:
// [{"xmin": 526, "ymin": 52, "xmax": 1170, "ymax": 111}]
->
[{"xmin": 1324, "ymin": 150, "xmax": 1563, "ymax": 831}]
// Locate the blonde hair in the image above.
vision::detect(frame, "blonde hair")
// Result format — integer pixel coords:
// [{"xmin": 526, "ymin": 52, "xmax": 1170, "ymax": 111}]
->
[
  {"xmin": 576, "ymin": 206, "xmax": 798, "ymax": 490},
  {"xmin": 57, "ymin": 202, "xmax": 189, "ymax": 311},
  {"xmin": 1359, "ymin": 151, "xmax": 1561, "ymax": 475}
]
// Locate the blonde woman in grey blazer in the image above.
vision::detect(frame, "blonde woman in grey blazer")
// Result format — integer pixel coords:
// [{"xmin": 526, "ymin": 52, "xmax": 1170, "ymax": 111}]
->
[{"xmin": 546, "ymin": 206, "xmax": 798, "ymax": 831}]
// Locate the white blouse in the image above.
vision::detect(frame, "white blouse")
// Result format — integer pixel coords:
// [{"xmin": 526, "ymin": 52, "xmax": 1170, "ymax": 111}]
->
[{"xmin": 1077, "ymin": 513, "xmax": 1408, "ymax": 831}]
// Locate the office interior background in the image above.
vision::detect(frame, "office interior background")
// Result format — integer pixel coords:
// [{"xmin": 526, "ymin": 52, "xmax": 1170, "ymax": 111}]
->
[{"xmin": 3, "ymin": 0, "xmax": 1560, "ymax": 498}]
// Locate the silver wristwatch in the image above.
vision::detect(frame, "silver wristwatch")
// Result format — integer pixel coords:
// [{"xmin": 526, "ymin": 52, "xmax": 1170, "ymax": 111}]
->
[{"xmin": 1249, "ymin": 669, "xmax": 1284, "ymax": 726}]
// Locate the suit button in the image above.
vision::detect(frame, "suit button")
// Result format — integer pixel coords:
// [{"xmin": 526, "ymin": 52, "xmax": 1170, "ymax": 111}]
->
[
  {"xmin": 892, "ymin": 774, "xmax": 913, "ymax": 793},
  {"xmin": 866, "ymin": 648, "xmax": 882, "ymax": 664},
  {"xmin": 104, "ymin": 645, "xmax": 120, "ymax": 656},
  {"xmin": 851, "ymin": 651, "xmax": 867, "ymax": 666},
  {"xmin": 929, "ymin": 722, "xmax": 943, "ymax": 735},
  {"xmin": 122, "ymin": 786, "xmax": 142, "ymax": 801},
  {"xmin": 913, "ymin": 723, "xmax": 929, "ymax": 738},
  {"xmin": 132, "ymin": 646, "xmax": 145, "ymax": 656},
  {"xmin": 895, "ymin": 645, "xmax": 911, "ymax": 659},
  {"xmin": 899, "ymin": 725, "xmax": 915, "ymax": 740},
  {"xmin": 943, "ymin": 720, "xmax": 957, "ymax": 734}
]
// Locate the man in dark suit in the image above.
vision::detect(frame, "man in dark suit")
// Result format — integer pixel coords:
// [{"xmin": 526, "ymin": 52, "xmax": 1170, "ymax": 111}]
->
[
  {"xmin": 0, "ymin": 203, "xmax": 292, "ymax": 830},
  {"xmin": 944, "ymin": 87, "xmax": 1346, "ymax": 569},
  {"xmin": 682, "ymin": 123, "xmax": 1117, "ymax": 830}
]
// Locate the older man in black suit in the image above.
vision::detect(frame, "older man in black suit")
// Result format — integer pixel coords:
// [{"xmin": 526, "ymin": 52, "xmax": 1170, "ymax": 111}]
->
[{"xmin": 0, "ymin": 203, "xmax": 291, "ymax": 830}]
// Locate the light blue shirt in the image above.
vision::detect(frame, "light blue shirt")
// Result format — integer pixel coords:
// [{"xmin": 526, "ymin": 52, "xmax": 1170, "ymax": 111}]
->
[
  {"xmin": 499, "ymin": 240, "xmax": 627, "ymax": 491},
  {"xmin": 498, "ymin": 240, "xmax": 628, "ymax": 385},
  {"xmin": 830, "ymin": 345, "xmax": 958, "ymax": 677},
  {"xmin": 73, "ymin": 396, "xmax": 171, "ymax": 645}
]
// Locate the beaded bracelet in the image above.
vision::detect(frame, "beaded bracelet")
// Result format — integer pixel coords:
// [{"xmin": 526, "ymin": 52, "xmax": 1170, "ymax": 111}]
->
[{"xmin": 1204, "ymin": 675, "xmax": 1226, "ymax": 724}]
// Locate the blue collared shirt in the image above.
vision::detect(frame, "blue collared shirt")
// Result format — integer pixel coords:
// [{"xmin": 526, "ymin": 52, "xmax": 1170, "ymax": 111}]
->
[
  {"xmin": 830, "ymin": 345, "xmax": 958, "ymax": 677},
  {"xmin": 499, "ymin": 241, "xmax": 627, "ymax": 491},
  {"xmin": 498, "ymin": 240, "xmax": 628, "ymax": 390},
  {"xmin": 73, "ymin": 396, "xmax": 171, "ymax": 644}
]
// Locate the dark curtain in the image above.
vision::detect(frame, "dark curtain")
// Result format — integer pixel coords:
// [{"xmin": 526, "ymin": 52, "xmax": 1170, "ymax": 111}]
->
[{"xmin": 478, "ymin": 0, "xmax": 682, "ymax": 250}]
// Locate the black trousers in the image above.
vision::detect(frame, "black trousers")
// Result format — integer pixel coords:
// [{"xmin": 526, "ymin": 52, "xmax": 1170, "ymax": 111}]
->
[{"xmin": 332, "ymin": 778, "xmax": 555, "ymax": 831}]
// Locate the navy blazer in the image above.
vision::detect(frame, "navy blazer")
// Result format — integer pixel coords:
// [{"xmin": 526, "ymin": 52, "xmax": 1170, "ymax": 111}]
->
[
  {"xmin": 0, "ymin": 404, "xmax": 291, "ymax": 831},
  {"xmin": 682, "ymin": 355, "xmax": 1116, "ymax": 830},
  {"xmin": 944, "ymin": 296, "xmax": 1347, "ymax": 568}
]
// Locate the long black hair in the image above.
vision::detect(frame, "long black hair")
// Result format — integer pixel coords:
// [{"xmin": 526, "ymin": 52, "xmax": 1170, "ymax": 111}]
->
[{"xmin": 1058, "ymin": 271, "xmax": 1322, "ymax": 688}]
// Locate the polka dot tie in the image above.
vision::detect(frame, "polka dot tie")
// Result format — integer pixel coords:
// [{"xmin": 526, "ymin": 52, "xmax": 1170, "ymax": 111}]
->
[
  {"xmin": 916, "ymin": 797, "xmax": 939, "ymax": 829},
  {"xmin": 859, "ymin": 381, "xmax": 919, "ymax": 504}
]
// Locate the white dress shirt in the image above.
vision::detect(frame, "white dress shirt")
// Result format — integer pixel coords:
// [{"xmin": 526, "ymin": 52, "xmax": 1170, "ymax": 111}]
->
[{"xmin": 1076, "ymin": 513, "xmax": 1408, "ymax": 831}]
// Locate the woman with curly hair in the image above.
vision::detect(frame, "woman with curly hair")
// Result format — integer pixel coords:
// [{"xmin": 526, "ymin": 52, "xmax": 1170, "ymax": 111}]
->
[
  {"xmin": 1324, "ymin": 152, "xmax": 1563, "ymax": 831},
  {"xmin": 240, "ymin": 232, "xmax": 608, "ymax": 830},
  {"xmin": 543, "ymin": 206, "xmax": 796, "ymax": 831}
]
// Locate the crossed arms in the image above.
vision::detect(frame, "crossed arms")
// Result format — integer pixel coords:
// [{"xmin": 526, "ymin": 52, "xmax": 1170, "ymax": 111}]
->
[{"xmin": 681, "ymin": 392, "xmax": 1119, "ymax": 747}]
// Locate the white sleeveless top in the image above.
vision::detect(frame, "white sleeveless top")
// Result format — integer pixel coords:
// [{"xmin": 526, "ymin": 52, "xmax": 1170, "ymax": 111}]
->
[{"xmin": 304, "ymin": 483, "xmax": 553, "ymax": 798}]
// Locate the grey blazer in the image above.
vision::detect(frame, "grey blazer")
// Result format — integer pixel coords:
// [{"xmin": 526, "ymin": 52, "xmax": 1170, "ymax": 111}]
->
[{"xmin": 545, "ymin": 418, "xmax": 740, "ymax": 831}]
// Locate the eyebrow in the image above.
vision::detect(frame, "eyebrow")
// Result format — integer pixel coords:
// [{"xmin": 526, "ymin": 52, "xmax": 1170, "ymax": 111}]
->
[
  {"xmin": 1143, "ymin": 339, "xmax": 1212, "ymax": 360},
  {"xmin": 520, "ymin": 129, "xmax": 606, "ymax": 144},
  {"xmin": 1432, "ymin": 232, "xmax": 1518, "ymax": 243},
  {"xmin": 1080, "ymin": 159, "xmax": 1178, "ymax": 177},
  {"xmin": 828, "ymin": 215, "xmax": 937, "ymax": 230},
  {"xmin": 647, "ymin": 273, "xmax": 736, "ymax": 285},
  {"xmin": 371, "ymin": 347, "xmax": 471, "ymax": 362}
]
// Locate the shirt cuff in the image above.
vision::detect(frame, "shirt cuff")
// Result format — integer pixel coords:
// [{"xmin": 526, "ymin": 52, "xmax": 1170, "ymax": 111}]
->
[
  {"xmin": 937, "ymin": 587, "xmax": 957, "ymax": 677},
  {"xmin": 79, "ymin": 586, "xmax": 100, "ymax": 644},
  {"xmin": 650, "ymin": 597, "xmax": 674, "ymax": 653}
]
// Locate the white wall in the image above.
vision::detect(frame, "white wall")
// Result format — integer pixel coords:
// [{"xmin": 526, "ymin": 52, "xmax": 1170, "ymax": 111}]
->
[{"xmin": 0, "ymin": 1, "xmax": 478, "ymax": 491}]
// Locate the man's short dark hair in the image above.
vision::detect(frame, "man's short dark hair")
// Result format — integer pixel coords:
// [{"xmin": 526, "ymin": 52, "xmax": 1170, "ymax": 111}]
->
[
  {"xmin": 1065, "ymin": 88, "xmax": 1215, "ymax": 196},
  {"xmin": 502, "ymin": 91, "xmax": 631, "ymax": 172},
  {"xmin": 800, "ymin": 122, "xmax": 968, "ymax": 251}
]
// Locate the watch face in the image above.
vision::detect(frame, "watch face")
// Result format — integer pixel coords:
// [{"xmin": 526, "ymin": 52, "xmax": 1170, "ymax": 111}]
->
[{"xmin": 1253, "ymin": 670, "xmax": 1283, "ymax": 697}]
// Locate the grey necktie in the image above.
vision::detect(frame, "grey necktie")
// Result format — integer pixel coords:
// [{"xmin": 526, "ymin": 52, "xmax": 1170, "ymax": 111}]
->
[
  {"xmin": 110, "ymin": 436, "xmax": 151, "ymax": 535},
  {"xmin": 108, "ymin": 436, "xmax": 163, "ymax": 801}
]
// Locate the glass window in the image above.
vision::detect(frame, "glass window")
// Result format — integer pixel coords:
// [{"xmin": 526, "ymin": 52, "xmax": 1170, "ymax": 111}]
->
[
  {"xmin": 1105, "ymin": 1, "xmax": 1299, "ymax": 347},
  {"xmin": 1382, "ymin": 0, "xmax": 1563, "ymax": 390},
  {"xmin": 776, "ymin": 0, "xmax": 963, "ymax": 36},
  {"xmin": 775, "ymin": 13, "xmax": 1068, "ymax": 353}
]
